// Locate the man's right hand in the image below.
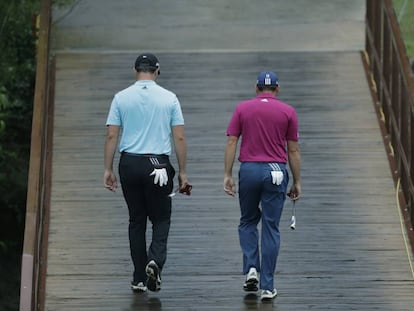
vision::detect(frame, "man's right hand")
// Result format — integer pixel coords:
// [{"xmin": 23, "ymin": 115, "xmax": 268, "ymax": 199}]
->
[
  {"xmin": 223, "ymin": 175, "xmax": 236, "ymax": 197},
  {"xmin": 104, "ymin": 169, "xmax": 117, "ymax": 192}
]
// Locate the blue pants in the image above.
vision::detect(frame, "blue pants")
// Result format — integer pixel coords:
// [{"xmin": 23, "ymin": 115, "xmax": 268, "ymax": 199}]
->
[{"xmin": 238, "ymin": 162, "xmax": 289, "ymax": 291}]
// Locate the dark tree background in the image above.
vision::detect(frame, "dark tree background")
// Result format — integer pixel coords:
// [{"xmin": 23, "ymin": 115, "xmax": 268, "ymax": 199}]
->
[
  {"xmin": 0, "ymin": 1, "xmax": 73, "ymax": 309},
  {"xmin": 0, "ymin": 1, "xmax": 38, "ymax": 309}
]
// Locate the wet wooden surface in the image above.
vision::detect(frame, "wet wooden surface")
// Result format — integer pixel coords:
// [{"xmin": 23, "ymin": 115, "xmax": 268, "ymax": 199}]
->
[{"xmin": 45, "ymin": 51, "xmax": 414, "ymax": 310}]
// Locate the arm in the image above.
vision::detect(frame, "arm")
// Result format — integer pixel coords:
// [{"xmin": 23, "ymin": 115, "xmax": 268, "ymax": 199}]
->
[
  {"xmin": 104, "ymin": 125, "xmax": 120, "ymax": 191},
  {"xmin": 224, "ymin": 135, "xmax": 238, "ymax": 196},
  {"xmin": 287, "ymin": 140, "xmax": 301, "ymax": 200},
  {"xmin": 172, "ymin": 125, "xmax": 188, "ymax": 189}
]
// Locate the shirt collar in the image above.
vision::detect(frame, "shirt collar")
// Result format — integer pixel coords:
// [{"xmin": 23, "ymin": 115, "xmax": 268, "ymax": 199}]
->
[
  {"xmin": 135, "ymin": 80, "xmax": 156, "ymax": 86},
  {"xmin": 256, "ymin": 93, "xmax": 276, "ymax": 99}
]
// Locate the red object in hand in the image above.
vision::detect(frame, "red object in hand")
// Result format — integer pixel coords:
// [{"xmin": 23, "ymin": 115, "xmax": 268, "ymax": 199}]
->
[{"xmin": 179, "ymin": 184, "xmax": 193, "ymax": 195}]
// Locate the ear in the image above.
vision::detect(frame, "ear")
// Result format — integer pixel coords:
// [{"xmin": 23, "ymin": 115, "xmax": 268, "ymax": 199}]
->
[{"xmin": 275, "ymin": 86, "xmax": 280, "ymax": 94}]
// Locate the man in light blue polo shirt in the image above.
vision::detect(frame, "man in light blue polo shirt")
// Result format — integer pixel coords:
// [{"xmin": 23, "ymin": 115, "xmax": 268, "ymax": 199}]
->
[{"xmin": 104, "ymin": 53, "xmax": 191, "ymax": 293}]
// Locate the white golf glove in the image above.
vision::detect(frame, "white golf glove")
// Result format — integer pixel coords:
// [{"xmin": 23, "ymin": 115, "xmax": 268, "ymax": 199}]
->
[
  {"xmin": 271, "ymin": 171, "xmax": 284, "ymax": 185},
  {"xmin": 150, "ymin": 168, "xmax": 168, "ymax": 186}
]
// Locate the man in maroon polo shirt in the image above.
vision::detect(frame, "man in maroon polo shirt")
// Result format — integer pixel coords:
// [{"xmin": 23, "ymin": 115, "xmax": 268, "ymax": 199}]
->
[{"xmin": 224, "ymin": 71, "xmax": 301, "ymax": 301}]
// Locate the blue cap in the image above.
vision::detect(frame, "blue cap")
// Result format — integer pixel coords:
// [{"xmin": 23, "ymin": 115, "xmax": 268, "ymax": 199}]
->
[{"xmin": 256, "ymin": 71, "xmax": 279, "ymax": 86}]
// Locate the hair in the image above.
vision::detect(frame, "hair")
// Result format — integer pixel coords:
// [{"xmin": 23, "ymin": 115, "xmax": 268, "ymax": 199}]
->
[
  {"xmin": 136, "ymin": 66, "xmax": 157, "ymax": 74},
  {"xmin": 257, "ymin": 85, "xmax": 278, "ymax": 92}
]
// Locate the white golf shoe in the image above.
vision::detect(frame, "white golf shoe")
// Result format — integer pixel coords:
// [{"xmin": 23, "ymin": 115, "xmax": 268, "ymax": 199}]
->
[
  {"xmin": 260, "ymin": 288, "xmax": 277, "ymax": 301},
  {"xmin": 243, "ymin": 267, "xmax": 259, "ymax": 292}
]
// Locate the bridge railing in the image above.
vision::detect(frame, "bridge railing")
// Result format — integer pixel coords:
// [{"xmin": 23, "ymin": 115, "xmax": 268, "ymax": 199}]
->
[
  {"xmin": 365, "ymin": 0, "xmax": 414, "ymax": 246},
  {"xmin": 19, "ymin": 0, "xmax": 53, "ymax": 310}
]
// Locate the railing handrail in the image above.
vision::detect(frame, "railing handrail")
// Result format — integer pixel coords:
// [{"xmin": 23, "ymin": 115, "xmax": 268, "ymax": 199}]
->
[
  {"xmin": 19, "ymin": 0, "xmax": 53, "ymax": 310},
  {"xmin": 365, "ymin": 0, "xmax": 414, "ymax": 251},
  {"xmin": 383, "ymin": 1, "xmax": 414, "ymax": 97}
]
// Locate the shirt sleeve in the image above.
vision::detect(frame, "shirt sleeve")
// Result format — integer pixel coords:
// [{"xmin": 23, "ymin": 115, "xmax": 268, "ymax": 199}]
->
[
  {"xmin": 106, "ymin": 95, "xmax": 122, "ymax": 126},
  {"xmin": 226, "ymin": 106, "xmax": 241, "ymax": 137},
  {"xmin": 286, "ymin": 109, "xmax": 299, "ymax": 141},
  {"xmin": 171, "ymin": 96, "xmax": 185, "ymax": 126}
]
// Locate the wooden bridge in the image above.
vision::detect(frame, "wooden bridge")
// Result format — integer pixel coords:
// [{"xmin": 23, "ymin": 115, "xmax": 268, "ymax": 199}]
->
[{"xmin": 20, "ymin": 1, "xmax": 414, "ymax": 310}]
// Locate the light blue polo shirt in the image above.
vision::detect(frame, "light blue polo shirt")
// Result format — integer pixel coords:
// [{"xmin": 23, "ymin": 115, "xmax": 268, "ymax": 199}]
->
[{"xmin": 106, "ymin": 80, "xmax": 184, "ymax": 155}]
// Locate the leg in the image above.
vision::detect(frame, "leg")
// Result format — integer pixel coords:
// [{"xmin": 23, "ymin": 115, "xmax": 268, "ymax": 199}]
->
[
  {"xmin": 119, "ymin": 155, "xmax": 148, "ymax": 283},
  {"xmin": 147, "ymin": 204, "xmax": 171, "ymax": 269},
  {"xmin": 146, "ymin": 157, "xmax": 175, "ymax": 270},
  {"xmin": 145, "ymin": 202, "xmax": 171, "ymax": 292},
  {"xmin": 260, "ymin": 164, "xmax": 289, "ymax": 291},
  {"xmin": 238, "ymin": 162, "xmax": 262, "ymax": 274}
]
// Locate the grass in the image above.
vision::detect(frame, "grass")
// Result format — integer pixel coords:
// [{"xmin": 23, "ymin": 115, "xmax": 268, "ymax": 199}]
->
[{"xmin": 393, "ymin": 0, "xmax": 414, "ymax": 58}]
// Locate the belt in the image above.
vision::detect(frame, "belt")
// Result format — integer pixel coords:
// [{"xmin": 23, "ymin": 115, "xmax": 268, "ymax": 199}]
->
[{"xmin": 121, "ymin": 152, "xmax": 169, "ymax": 159}]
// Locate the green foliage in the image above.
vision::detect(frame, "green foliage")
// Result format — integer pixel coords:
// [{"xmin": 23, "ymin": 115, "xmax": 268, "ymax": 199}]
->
[
  {"xmin": 0, "ymin": 240, "xmax": 7, "ymax": 254},
  {"xmin": 0, "ymin": 0, "xmax": 77, "ymax": 252},
  {"xmin": 0, "ymin": 0, "xmax": 39, "ymax": 251},
  {"xmin": 0, "ymin": 0, "xmax": 77, "ymax": 250},
  {"xmin": 393, "ymin": 0, "xmax": 414, "ymax": 57},
  {"xmin": 0, "ymin": 1, "xmax": 41, "ymax": 309},
  {"xmin": 0, "ymin": 1, "xmax": 76, "ymax": 309}
]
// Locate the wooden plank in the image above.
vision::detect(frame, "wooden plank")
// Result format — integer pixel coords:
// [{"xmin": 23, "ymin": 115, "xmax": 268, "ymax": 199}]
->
[
  {"xmin": 20, "ymin": 0, "xmax": 52, "ymax": 310},
  {"xmin": 44, "ymin": 51, "xmax": 414, "ymax": 311}
]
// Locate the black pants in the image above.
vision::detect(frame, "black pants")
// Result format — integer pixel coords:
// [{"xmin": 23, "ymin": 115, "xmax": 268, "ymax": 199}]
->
[{"xmin": 119, "ymin": 153, "xmax": 175, "ymax": 283}]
